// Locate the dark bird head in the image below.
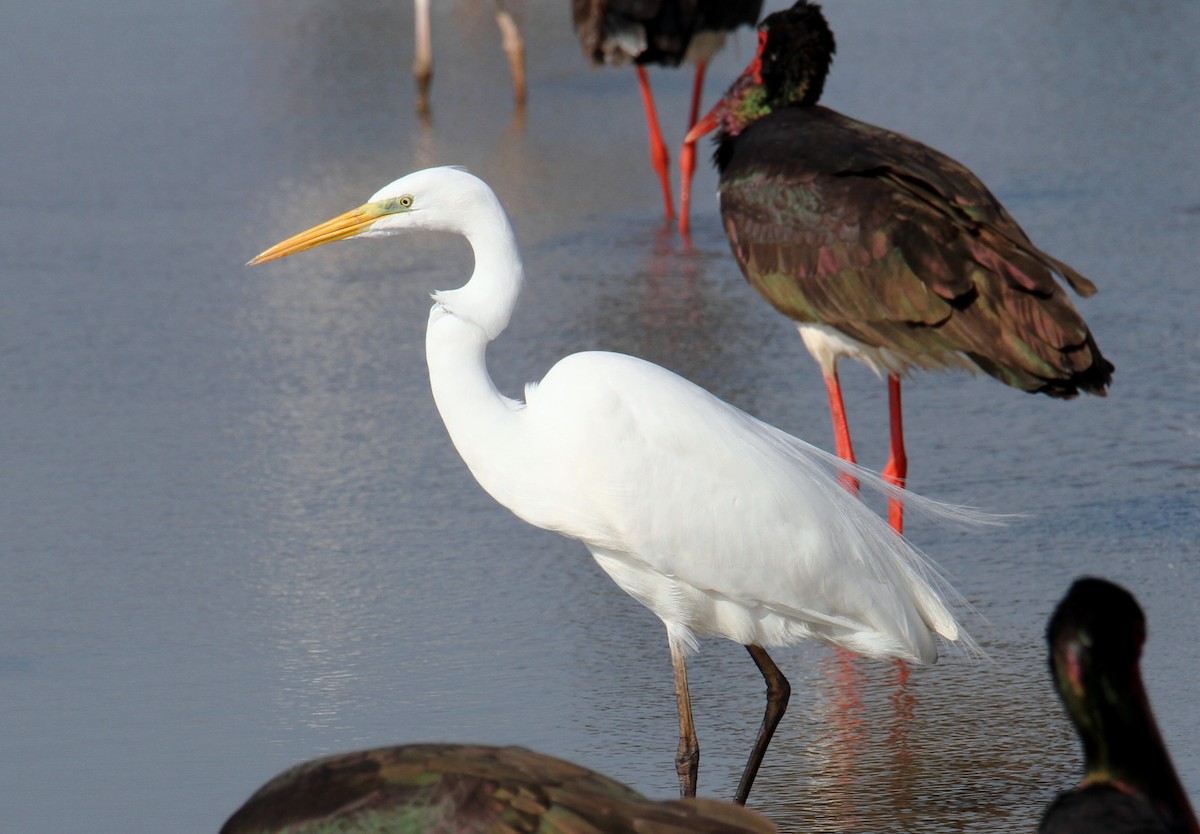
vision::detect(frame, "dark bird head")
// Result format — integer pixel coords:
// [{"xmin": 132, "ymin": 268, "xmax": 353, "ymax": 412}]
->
[
  {"xmin": 1047, "ymin": 577, "xmax": 1146, "ymax": 772},
  {"xmin": 754, "ymin": 0, "xmax": 836, "ymax": 111},
  {"xmin": 1042, "ymin": 577, "xmax": 1200, "ymax": 834},
  {"xmin": 685, "ymin": 1, "xmax": 835, "ymax": 144}
]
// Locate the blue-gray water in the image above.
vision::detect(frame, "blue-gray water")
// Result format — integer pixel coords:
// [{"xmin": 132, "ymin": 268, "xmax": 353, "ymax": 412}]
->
[{"xmin": 2, "ymin": 1, "xmax": 1198, "ymax": 831}]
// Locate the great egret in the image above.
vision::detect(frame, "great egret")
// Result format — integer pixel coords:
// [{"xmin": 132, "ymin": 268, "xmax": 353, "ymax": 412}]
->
[
  {"xmin": 249, "ymin": 166, "xmax": 980, "ymax": 805},
  {"xmin": 573, "ymin": 0, "xmax": 762, "ymax": 219},
  {"xmin": 681, "ymin": 0, "xmax": 1113, "ymax": 532},
  {"xmin": 1040, "ymin": 578, "xmax": 1200, "ymax": 834},
  {"xmin": 412, "ymin": 0, "xmax": 526, "ymax": 117},
  {"xmin": 220, "ymin": 743, "xmax": 777, "ymax": 833}
]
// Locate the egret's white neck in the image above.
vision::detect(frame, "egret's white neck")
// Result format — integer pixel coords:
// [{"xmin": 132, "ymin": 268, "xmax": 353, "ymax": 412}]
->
[
  {"xmin": 429, "ymin": 189, "xmax": 524, "ymax": 342},
  {"xmin": 423, "ymin": 191, "xmax": 528, "ymax": 509}
]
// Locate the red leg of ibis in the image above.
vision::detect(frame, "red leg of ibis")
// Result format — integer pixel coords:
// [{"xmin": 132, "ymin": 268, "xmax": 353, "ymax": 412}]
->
[
  {"xmin": 678, "ymin": 61, "xmax": 708, "ymax": 234},
  {"xmin": 881, "ymin": 375, "xmax": 907, "ymax": 534},
  {"xmin": 670, "ymin": 639, "xmax": 699, "ymax": 797},
  {"xmin": 823, "ymin": 371, "xmax": 860, "ymax": 494},
  {"xmin": 679, "ymin": 140, "xmax": 697, "ymax": 237},
  {"xmin": 734, "ymin": 645, "xmax": 791, "ymax": 805},
  {"xmin": 687, "ymin": 60, "xmax": 707, "ymax": 128},
  {"xmin": 635, "ymin": 66, "xmax": 675, "ymax": 220}
]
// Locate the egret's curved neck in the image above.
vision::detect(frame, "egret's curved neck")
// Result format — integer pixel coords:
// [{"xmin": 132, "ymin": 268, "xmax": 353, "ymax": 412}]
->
[
  {"xmin": 424, "ymin": 194, "xmax": 527, "ymax": 501},
  {"xmin": 430, "ymin": 192, "xmax": 524, "ymax": 342}
]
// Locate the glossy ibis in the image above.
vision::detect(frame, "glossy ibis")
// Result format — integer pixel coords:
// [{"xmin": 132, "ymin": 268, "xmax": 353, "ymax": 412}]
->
[{"xmin": 683, "ymin": 1, "xmax": 1113, "ymax": 532}]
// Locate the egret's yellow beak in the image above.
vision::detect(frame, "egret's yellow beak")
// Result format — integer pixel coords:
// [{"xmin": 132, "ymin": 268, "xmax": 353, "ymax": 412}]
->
[{"xmin": 247, "ymin": 198, "xmax": 408, "ymax": 265}]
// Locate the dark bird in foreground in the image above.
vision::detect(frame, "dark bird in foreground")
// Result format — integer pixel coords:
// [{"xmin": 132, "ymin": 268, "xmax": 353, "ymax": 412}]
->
[
  {"xmin": 573, "ymin": 0, "xmax": 762, "ymax": 220},
  {"xmin": 683, "ymin": 1, "xmax": 1113, "ymax": 532},
  {"xmin": 220, "ymin": 742, "xmax": 777, "ymax": 833},
  {"xmin": 1040, "ymin": 578, "xmax": 1200, "ymax": 834}
]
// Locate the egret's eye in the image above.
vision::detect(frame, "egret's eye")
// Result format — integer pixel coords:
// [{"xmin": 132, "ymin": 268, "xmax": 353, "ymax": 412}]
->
[{"xmin": 382, "ymin": 194, "xmax": 414, "ymax": 212}]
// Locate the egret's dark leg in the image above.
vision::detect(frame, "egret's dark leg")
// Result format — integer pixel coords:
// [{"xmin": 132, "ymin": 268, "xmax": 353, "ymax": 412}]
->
[
  {"xmin": 678, "ymin": 60, "xmax": 708, "ymax": 233},
  {"xmin": 734, "ymin": 644, "xmax": 791, "ymax": 805},
  {"xmin": 823, "ymin": 369, "xmax": 860, "ymax": 494},
  {"xmin": 635, "ymin": 66, "xmax": 675, "ymax": 220},
  {"xmin": 669, "ymin": 639, "xmax": 699, "ymax": 797},
  {"xmin": 881, "ymin": 375, "xmax": 907, "ymax": 533}
]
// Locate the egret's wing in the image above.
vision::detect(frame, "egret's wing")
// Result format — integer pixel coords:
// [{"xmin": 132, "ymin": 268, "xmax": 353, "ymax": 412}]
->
[{"xmin": 524, "ymin": 352, "xmax": 978, "ymax": 660}]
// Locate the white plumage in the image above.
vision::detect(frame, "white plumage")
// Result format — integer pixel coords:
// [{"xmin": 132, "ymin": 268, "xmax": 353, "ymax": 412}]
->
[{"xmin": 249, "ymin": 166, "xmax": 978, "ymax": 806}]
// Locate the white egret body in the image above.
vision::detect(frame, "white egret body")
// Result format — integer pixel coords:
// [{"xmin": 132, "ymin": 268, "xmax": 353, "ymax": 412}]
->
[{"xmin": 249, "ymin": 166, "xmax": 976, "ymax": 805}]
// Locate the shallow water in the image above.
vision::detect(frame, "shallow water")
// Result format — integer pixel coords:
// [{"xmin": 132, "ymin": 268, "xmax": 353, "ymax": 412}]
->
[{"xmin": 2, "ymin": 1, "xmax": 1198, "ymax": 832}]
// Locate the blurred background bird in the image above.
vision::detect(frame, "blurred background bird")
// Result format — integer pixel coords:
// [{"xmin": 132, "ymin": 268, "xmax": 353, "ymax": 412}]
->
[
  {"xmin": 412, "ymin": 0, "xmax": 526, "ymax": 117},
  {"xmin": 573, "ymin": 0, "xmax": 762, "ymax": 220}
]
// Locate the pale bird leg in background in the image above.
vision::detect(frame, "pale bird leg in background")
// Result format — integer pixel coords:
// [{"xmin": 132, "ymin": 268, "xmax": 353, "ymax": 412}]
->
[{"xmin": 412, "ymin": 0, "xmax": 527, "ymax": 117}]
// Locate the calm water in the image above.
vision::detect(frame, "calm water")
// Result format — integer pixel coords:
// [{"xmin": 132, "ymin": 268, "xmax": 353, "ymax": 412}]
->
[{"xmin": 2, "ymin": 1, "xmax": 1198, "ymax": 831}]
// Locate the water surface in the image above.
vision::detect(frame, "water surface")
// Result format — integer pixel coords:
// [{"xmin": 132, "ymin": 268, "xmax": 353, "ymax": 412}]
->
[{"xmin": 2, "ymin": 1, "xmax": 1198, "ymax": 832}]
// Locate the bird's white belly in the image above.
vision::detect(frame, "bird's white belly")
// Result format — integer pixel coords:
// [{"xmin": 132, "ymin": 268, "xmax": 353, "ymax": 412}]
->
[
  {"xmin": 798, "ymin": 323, "xmax": 976, "ymax": 377},
  {"xmin": 589, "ymin": 547, "xmax": 829, "ymax": 655},
  {"xmin": 683, "ymin": 31, "xmax": 728, "ymax": 65},
  {"xmin": 590, "ymin": 547, "xmax": 768, "ymax": 652}
]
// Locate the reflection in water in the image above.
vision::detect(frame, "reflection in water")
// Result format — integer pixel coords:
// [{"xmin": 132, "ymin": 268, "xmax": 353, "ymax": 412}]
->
[
  {"xmin": 813, "ymin": 651, "xmax": 868, "ymax": 830},
  {"xmin": 787, "ymin": 655, "xmax": 925, "ymax": 832},
  {"xmin": 245, "ymin": 333, "xmax": 393, "ymax": 732},
  {"xmin": 635, "ymin": 229, "xmax": 705, "ymax": 351},
  {"xmin": 887, "ymin": 661, "xmax": 917, "ymax": 815}
]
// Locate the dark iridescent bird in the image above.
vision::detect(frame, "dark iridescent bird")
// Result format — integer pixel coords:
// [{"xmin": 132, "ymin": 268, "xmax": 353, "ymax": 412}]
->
[
  {"xmin": 573, "ymin": 0, "xmax": 762, "ymax": 219},
  {"xmin": 220, "ymin": 743, "xmax": 777, "ymax": 833},
  {"xmin": 1040, "ymin": 578, "xmax": 1200, "ymax": 834},
  {"xmin": 683, "ymin": 0, "xmax": 1113, "ymax": 532}
]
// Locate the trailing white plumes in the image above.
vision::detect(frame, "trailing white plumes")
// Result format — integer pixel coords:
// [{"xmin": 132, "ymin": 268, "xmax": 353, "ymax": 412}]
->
[
  {"xmin": 733, "ymin": 410, "xmax": 1001, "ymax": 659},
  {"xmin": 768, "ymin": 423, "xmax": 1012, "ymax": 529}
]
